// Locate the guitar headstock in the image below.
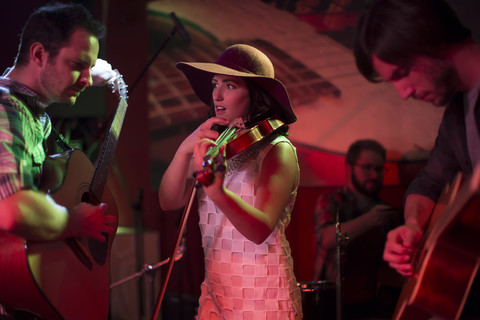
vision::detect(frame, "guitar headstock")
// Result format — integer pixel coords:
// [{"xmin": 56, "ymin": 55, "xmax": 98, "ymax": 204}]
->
[
  {"xmin": 107, "ymin": 70, "xmax": 128, "ymax": 101},
  {"xmin": 91, "ymin": 59, "xmax": 128, "ymax": 101}
]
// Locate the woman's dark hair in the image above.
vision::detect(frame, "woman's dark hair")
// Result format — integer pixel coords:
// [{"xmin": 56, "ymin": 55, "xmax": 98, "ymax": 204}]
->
[
  {"xmin": 15, "ymin": 2, "xmax": 105, "ymax": 66},
  {"xmin": 354, "ymin": 0, "xmax": 471, "ymax": 82},
  {"xmin": 208, "ymin": 77, "xmax": 289, "ymax": 135}
]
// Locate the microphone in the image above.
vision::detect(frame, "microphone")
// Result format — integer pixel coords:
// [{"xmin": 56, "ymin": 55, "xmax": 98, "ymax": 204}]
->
[{"xmin": 170, "ymin": 12, "xmax": 191, "ymax": 43}]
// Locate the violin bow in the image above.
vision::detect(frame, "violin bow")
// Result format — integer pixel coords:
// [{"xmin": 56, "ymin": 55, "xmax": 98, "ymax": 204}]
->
[{"xmin": 150, "ymin": 181, "xmax": 197, "ymax": 320}]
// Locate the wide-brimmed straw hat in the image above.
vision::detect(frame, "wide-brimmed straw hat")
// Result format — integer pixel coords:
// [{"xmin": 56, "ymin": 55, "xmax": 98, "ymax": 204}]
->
[{"xmin": 176, "ymin": 44, "xmax": 296, "ymax": 124}]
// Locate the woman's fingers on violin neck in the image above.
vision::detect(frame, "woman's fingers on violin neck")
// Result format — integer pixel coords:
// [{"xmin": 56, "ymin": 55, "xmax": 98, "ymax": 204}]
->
[
  {"xmin": 219, "ymin": 144, "xmax": 226, "ymax": 155},
  {"xmin": 194, "ymin": 139, "xmax": 215, "ymax": 157},
  {"xmin": 198, "ymin": 128, "xmax": 219, "ymax": 141},
  {"xmin": 198, "ymin": 118, "xmax": 224, "ymax": 139},
  {"xmin": 199, "ymin": 138, "xmax": 217, "ymax": 146},
  {"xmin": 212, "ymin": 116, "xmax": 230, "ymax": 124},
  {"xmin": 193, "ymin": 143, "xmax": 204, "ymax": 168},
  {"xmin": 204, "ymin": 117, "xmax": 229, "ymax": 129}
]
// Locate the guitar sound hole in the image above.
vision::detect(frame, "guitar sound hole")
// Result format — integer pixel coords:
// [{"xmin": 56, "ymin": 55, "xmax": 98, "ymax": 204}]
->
[
  {"xmin": 81, "ymin": 191, "xmax": 98, "ymax": 204},
  {"xmin": 89, "ymin": 236, "xmax": 108, "ymax": 265}
]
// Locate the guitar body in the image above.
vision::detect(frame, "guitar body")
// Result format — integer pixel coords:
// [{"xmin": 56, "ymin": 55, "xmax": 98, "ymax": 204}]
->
[
  {"xmin": 0, "ymin": 232, "xmax": 62, "ymax": 319},
  {"xmin": 394, "ymin": 232, "xmax": 480, "ymax": 320},
  {"xmin": 393, "ymin": 171, "xmax": 480, "ymax": 320},
  {"xmin": 0, "ymin": 150, "xmax": 118, "ymax": 320}
]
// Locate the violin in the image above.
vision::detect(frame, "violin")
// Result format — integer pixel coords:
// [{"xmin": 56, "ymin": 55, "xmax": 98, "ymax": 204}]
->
[
  {"xmin": 194, "ymin": 116, "xmax": 285, "ymax": 186},
  {"xmin": 225, "ymin": 117, "xmax": 284, "ymax": 159}
]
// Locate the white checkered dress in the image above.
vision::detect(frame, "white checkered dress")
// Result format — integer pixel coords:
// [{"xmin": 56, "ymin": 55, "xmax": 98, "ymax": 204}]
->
[{"xmin": 196, "ymin": 135, "xmax": 302, "ymax": 320}]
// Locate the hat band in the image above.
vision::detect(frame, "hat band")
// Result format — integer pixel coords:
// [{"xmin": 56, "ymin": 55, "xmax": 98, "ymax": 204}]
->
[{"xmin": 216, "ymin": 60, "xmax": 261, "ymax": 76}]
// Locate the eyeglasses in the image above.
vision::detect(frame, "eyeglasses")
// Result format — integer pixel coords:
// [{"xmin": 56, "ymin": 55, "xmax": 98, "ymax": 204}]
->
[{"xmin": 353, "ymin": 163, "xmax": 388, "ymax": 174}]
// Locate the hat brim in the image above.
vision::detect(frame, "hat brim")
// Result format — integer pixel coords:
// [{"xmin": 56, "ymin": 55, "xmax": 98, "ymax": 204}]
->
[{"xmin": 176, "ymin": 62, "xmax": 296, "ymax": 124}]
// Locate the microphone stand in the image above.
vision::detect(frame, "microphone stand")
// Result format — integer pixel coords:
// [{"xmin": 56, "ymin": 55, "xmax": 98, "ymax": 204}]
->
[
  {"xmin": 107, "ymin": 11, "xmax": 191, "ymax": 318},
  {"xmin": 128, "ymin": 12, "xmax": 191, "ymax": 95},
  {"xmin": 134, "ymin": 189, "xmax": 145, "ymax": 319},
  {"xmin": 335, "ymin": 208, "xmax": 348, "ymax": 320},
  {"xmin": 97, "ymin": 11, "xmax": 191, "ymax": 152},
  {"xmin": 109, "ymin": 238, "xmax": 186, "ymax": 318},
  {"xmin": 109, "ymin": 240, "xmax": 186, "ymax": 290}
]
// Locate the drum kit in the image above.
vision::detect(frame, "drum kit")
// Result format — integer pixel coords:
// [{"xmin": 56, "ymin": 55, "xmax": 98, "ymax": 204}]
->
[{"xmin": 298, "ymin": 280, "xmax": 337, "ymax": 319}]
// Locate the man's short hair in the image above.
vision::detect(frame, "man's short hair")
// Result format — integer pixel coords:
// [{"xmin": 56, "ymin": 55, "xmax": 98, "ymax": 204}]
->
[
  {"xmin": 354, "ymin": 0, "xmax": 471, "ymax": 82},
  {"xmin": 346, "ymin": 139, "xmax": 386, "ymax": 165},
  {"xmin": 15, "ymin": 3, "xmax": 105, "ymax": 66}
]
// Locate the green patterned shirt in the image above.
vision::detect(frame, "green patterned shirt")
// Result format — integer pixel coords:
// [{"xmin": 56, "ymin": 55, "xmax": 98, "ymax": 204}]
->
[{"xmin": 0, "ymin": 77, "xmax": 51, "ymax": 200}]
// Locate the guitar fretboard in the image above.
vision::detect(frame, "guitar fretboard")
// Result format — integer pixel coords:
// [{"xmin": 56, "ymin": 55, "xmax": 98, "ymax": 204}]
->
[{"xmin": 90, "ymin": 97, "xmax": 128, "ymax": 202}]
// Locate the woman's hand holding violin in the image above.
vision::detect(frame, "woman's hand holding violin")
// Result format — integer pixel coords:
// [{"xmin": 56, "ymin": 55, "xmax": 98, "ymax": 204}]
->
[
  {"xmin": 193, "ymin": 139, "xmax": 227, "ymax": 197},
  {"xmin": 159, "ymin": 117, "xmax": 228, "ymax": 211},
  {"xmin": 192, "ymin": 117, "xmax": 245, "ymax": 187}
]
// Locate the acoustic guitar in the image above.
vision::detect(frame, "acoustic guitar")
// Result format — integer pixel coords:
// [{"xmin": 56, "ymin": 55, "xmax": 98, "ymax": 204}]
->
[
  {"xmin": 0, "ymin": 69, "xmax": 128, "ymax": 320},
  {"xmin": 393, "ymin": 166, "xmax": 480, "ymax": 320}
]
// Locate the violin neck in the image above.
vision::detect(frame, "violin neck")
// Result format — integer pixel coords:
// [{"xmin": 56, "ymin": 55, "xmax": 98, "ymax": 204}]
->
[{"xmin": 205, "ymin": 125, "xmax": 238, "ymax": 158}]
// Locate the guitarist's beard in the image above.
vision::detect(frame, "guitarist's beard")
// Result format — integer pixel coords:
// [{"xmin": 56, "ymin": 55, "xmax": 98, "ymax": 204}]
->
[{"xmin": 430, "ymin": 60, "xmax": 458, "ymax": 107}]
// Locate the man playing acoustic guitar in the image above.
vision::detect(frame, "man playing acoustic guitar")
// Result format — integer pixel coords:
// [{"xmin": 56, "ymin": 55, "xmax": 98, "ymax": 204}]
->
[
  {"xmin": 354, "ymin": 0, "xmax": 480, "ymax": 318},
  {"xmin": 0, "ymin": 3, "xmax": 117, "ymax": 319}
]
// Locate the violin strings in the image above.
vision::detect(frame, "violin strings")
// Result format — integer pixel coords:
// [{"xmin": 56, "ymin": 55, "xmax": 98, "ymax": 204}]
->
[{"xmin": 205, "ymin": 125, "xmax": 238, "ymax": 158}]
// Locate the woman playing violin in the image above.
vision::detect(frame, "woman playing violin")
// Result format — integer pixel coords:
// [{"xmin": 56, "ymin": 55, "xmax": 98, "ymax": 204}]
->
[{"xmin": 158, "ymin": 44, "xmax": 302, "ymax": 319}]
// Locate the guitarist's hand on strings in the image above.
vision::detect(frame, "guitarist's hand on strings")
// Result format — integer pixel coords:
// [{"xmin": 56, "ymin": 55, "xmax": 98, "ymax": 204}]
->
[
  {"xmin": 383, "ymin": 223, "xmax": 423, "ymax": 277},
  {"xmin": 69, "ymin": 202, "xmax": 116, "ymax": 242},
  {"xmin": 383, "ymin": 194, "xmax": 434, "ymax": 277}
]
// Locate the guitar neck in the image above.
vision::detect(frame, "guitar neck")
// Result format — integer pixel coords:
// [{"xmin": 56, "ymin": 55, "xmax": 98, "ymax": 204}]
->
[{"xmin": 90, "ymin": 97, "xmax": 128, "ymax": 203}]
